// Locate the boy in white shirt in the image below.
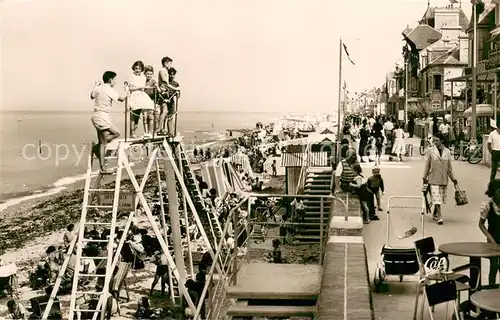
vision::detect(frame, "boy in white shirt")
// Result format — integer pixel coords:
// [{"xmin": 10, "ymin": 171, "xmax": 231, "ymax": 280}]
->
[{"xmin": 90, "ymin": 71, "xmax": 128, "ymax": 174}]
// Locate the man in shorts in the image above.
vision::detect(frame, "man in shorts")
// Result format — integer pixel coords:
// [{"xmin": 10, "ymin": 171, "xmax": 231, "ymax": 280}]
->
[
  {"xmin": 90, "ymin": 71, "xmax": 128, "ymax": 174},
  {"xmin": 150, "ymin": 251, "xmax": 170, "ymax": 296}
]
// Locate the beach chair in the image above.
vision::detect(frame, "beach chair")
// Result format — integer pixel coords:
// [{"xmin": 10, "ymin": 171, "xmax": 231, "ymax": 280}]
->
[
  {"xmin": 0, "ymin": 263, "xmax": 20, "ymax": 298},
  {"xmin": 109, "ymin": 261, "xmax": 131, "ymax": 315},
  {"xmin": 30, "ymin": 295, "xmax": 62, "ymax": 318}
]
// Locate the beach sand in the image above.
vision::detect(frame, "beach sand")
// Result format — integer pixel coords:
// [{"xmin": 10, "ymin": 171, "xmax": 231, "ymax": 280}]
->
[{"xmin": 0, "ymin": 148, "xmax": 321, "ymax": 319}]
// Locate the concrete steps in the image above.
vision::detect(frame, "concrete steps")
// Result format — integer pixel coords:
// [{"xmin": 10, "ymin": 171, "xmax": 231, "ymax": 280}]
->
[
  {"xmin": 227, "ymin": 304, "xmax": 316, "ymax": 317},
  {"xmin": 295, "ymin": 168, "xmax": 332, "ymax": 243}
]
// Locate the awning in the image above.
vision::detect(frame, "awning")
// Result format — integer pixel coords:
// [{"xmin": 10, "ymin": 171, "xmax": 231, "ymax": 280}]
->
[
  {"xmin": 281, "ymin": 152, "xmax": 329, "ymax": 167},
  {"xmin": 463, "ymin": 104, "xmax": 500, "ymax": 117},
  {"xmin": 446, "ymin": 67, "xmax": 500, "ymax": 83}
]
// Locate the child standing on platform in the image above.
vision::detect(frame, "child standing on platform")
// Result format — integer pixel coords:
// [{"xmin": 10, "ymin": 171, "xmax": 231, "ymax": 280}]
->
[
  {"xmin": 90, "ymin": 71, "xmax": 128, "ymax": 174},
  {"xmin": 128, "ymin": 60, "xmax": 154, "ymax": 138}
]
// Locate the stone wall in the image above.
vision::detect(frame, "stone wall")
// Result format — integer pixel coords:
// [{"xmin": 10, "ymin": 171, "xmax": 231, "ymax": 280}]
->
[{"xmin": 316, "ymin": 193, "xmax": 374, "ymax": 320}]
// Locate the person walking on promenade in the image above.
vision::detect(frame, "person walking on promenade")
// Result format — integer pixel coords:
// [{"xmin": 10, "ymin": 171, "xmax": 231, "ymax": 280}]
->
[
  {"xmin": 422, "ymin": 133, "xmax": 458, "ymax": 225},
  {"xmin": 359, "ymin": 119, "xmax": 370, "ymax": 163},
  {"xmin": 408, "ymin": 117, "xmax": 415, "ymax": 138},
  {"xmin": 487, "ymin": 121, "xmax": 500, "ymax": 181},
  {"xmin": 478, "ymin": 179, "xmax": 500, "ymax": 285}
]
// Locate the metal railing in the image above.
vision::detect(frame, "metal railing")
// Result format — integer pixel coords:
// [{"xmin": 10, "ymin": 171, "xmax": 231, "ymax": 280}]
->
[{"xmin": 196, "ymin": 193, "xmax": 347, "ymax": 320}]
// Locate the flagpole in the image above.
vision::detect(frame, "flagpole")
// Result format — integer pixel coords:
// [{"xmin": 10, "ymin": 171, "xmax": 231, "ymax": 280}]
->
[{"xmin": 337, "ymin": 37, "xmax": 343, "ymax": 143}]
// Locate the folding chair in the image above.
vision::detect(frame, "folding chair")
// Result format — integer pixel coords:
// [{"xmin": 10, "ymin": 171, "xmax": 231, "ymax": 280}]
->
[
  {"xmin": 109, "ymin": 261, "xmax": 131, "ymax": 316},
  {"xmin": 413, "ymin": 238, "xmax": 479, "ymax": 320},
  {"xmin": 423, "ymin": 280, "xmax": 462, "ymax": 320},
  {"xmin": 30, "ymin": 295, "xmax": 61, "ymax": 318}
]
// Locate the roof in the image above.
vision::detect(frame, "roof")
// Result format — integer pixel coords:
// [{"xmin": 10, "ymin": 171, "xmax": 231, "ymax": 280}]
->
[
  {"xmin": 404, "ymin": 25, "xmax": 442, "ymax": 51},
  {"xmin": 467, "ymin": 0, "xmax": 496, "ymax": 31},
  {"xmin": 420, "ymin": 6, "xmax": 470, "ymax": 32},
  {"xmin": 428, "ymin": 46, "xmax": 465, "ymax": 66},
  {"xmin": 281, "ymin": 152, "xmax": 330, "ymax": 167}
]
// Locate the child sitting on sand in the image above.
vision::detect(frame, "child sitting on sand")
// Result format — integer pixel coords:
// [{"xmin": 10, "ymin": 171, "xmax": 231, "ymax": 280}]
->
[{"xmin": 91, "ymin": 71, "xmax": 128, "ymax": 174}]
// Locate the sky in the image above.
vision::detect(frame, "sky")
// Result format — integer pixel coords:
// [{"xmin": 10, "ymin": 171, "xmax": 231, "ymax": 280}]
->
[{"xmin": 1, "ymin": 0, "xmax": 472, "ymax": 113}]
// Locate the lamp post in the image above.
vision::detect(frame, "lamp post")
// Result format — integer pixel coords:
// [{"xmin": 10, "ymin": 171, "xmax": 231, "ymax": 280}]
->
[{"xmin": 471, "ymin": 0, "xmax": 478, "ymax": 146}]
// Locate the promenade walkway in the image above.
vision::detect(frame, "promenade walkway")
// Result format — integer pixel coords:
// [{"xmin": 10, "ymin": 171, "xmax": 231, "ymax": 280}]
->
[{"xmin": 363, "ymin": 140, "xmax": 493, "ymax": 319}]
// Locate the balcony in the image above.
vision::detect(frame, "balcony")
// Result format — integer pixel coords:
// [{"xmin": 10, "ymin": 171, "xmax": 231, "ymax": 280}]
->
[
  {"xmin": 486, "ymin": 49, "xmax": 500, "ymax": 70},
  {"xmin": 477, "ymin": 60, "xmax": 487, "ymax": 73}
]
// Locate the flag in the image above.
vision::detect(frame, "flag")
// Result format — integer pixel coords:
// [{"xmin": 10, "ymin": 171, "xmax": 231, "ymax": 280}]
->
[
  {"xmin": 343, "ymin": 42, "xmax": 355, "ymax": 65},
  {"xmin": 450, "ymin": 0, "xmax": 458, "ymax": 3}
]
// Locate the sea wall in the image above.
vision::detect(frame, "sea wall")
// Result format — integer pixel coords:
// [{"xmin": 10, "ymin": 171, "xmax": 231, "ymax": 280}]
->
[{"xmin": 316, "ymin": 193, "xmax": 374, "ymax": 320}]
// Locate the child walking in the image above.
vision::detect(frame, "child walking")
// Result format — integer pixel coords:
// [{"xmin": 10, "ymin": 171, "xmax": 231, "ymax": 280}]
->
[
  {"xmin": 479, "ymin": 179, "xmax": 500, "ymax": 285},
  {"xmin": 350, "ymin": 164, "xmax": 376, "ymax": 224},
  {"xmin": 367, "ymin": 167, "xmax": 385, "ymax": 214},
  {"xmin": 90, "ymin": 71, "xmax": 128, "ymax": 174},
  {"xmin": 271, "ymin": 159, "xmax": 277, "ymax": 176}
]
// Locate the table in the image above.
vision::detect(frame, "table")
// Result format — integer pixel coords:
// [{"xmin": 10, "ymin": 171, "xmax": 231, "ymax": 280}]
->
[
  {"xmin": 471, "ymin": 290, "xmax": 500, "ymax": 313},
  {"xmin": 438, "ymin": 242, "xmax": 500, "ymax": 290}
]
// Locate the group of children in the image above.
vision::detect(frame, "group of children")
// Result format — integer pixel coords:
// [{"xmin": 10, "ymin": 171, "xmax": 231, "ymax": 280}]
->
[
  {"xmin": 350, "ymin": 165, "xmax": 385, "ymax": 224},
  {"xmin": 90, "ymin": 56, "xmax": 180, "ymax": 174}
]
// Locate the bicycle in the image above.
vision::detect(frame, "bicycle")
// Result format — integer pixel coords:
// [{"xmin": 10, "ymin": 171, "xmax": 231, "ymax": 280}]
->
[
  {"xmin": 419, "ymin": 136, "xmax": 433, "ymax": 156},
  {"xmin": 454, "ymin": 141, "xmax": 483, "ymax": 164}
]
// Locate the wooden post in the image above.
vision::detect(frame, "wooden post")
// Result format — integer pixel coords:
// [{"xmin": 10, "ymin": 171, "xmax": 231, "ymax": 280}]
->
[
  {"xmin": 450, "ymin": 81, "xmax": 454, "ymax": 129},
  {"xmin": 495, "ymin": 73, "xmax": 498, "ymax": 122},
  {"xmin": 320, "ymin": 197, "xmax": 324, "ymax": 264},
  {"xmin": 246, "ymin": 198, "xmax": 251, "ymax": 263},
  {"xmin": 163, "ymin": 143, "xmax": 186, "ymax": 300},
  {"xmin": 232, "ymin": 205, "xmax": 239, "ymax": 285},
  {"xmin": 177, "ymin": 144, "xmax": 194, "ymax": 279}
]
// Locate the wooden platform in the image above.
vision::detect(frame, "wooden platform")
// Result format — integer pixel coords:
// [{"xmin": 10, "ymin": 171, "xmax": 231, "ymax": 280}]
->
[
  {"xmin": 227, "ymin": 263, "xmax": 322, "ymax": 300},
  {"xmin": 105, "ymin": 135, "xmax": 182, "ymax": 150}
]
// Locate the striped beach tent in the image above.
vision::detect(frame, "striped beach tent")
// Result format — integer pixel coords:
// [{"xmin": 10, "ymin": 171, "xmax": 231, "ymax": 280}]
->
[
  {"xmin": 230, "ymin": 151, "xmax": 255, "ymax": 179},
  {"xmin": 220, "ymin": 158, "xmax": 246, "ymax": 192},
  {"xmin": 200, "ymin": 159, "xmax": 232, "ymax": 197}
]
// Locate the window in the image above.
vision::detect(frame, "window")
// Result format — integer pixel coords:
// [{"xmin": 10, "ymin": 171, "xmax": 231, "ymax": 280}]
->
[{"xmin": 433, "ymin": 74, "xmax": 442, "ymax": 90}]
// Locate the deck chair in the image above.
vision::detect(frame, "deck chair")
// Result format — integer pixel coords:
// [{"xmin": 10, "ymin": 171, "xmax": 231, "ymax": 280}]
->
[
  {"xmin": 30, "ymin": 295, "xmax": 61, "ymax": 318},
  {"xmin": 109, "ymin": 261, "xmax": 131, "ymax": 316}
]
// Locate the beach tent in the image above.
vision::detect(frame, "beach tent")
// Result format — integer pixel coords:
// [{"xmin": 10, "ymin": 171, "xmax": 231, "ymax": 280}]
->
[
  {"xmin": 200, "ymin": 158, "xmax": 246, "ymax": 196},
  {"xmin": 219, "ymin": 158, "xmax": 246, "ymax": 192},
  {"xmin": 200, "ymin": 159, "xmax": 231, "ymax": 197},
  {"xmin": 230, "ymin": 151, "xmax": 256, "ymax": 179}
]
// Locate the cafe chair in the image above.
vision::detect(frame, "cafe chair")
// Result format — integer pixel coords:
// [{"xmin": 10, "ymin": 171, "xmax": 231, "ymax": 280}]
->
[
  {"xmin": 424, "ymin": 280, "xmax": 462, "ymax": 320},
  {"xmin": 413, "ymin": 238, "xmax": 480, "ymax": 320}
]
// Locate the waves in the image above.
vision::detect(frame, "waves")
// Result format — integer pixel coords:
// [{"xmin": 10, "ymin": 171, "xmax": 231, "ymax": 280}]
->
[{"xmin": 0, "ymin": 133, "xmax": 234, "ymax": 213}]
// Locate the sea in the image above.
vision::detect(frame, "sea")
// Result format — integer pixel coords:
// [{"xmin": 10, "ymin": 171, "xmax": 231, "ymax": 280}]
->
[{"xmin": 0, "ymin": 110, "xmax": 284, "ymax": 211}]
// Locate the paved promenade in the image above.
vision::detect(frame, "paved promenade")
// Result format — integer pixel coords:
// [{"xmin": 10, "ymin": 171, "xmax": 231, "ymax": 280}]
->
[{"xmin": 363, "ymin": 140, "xmax": 494, "ymax": 319}]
